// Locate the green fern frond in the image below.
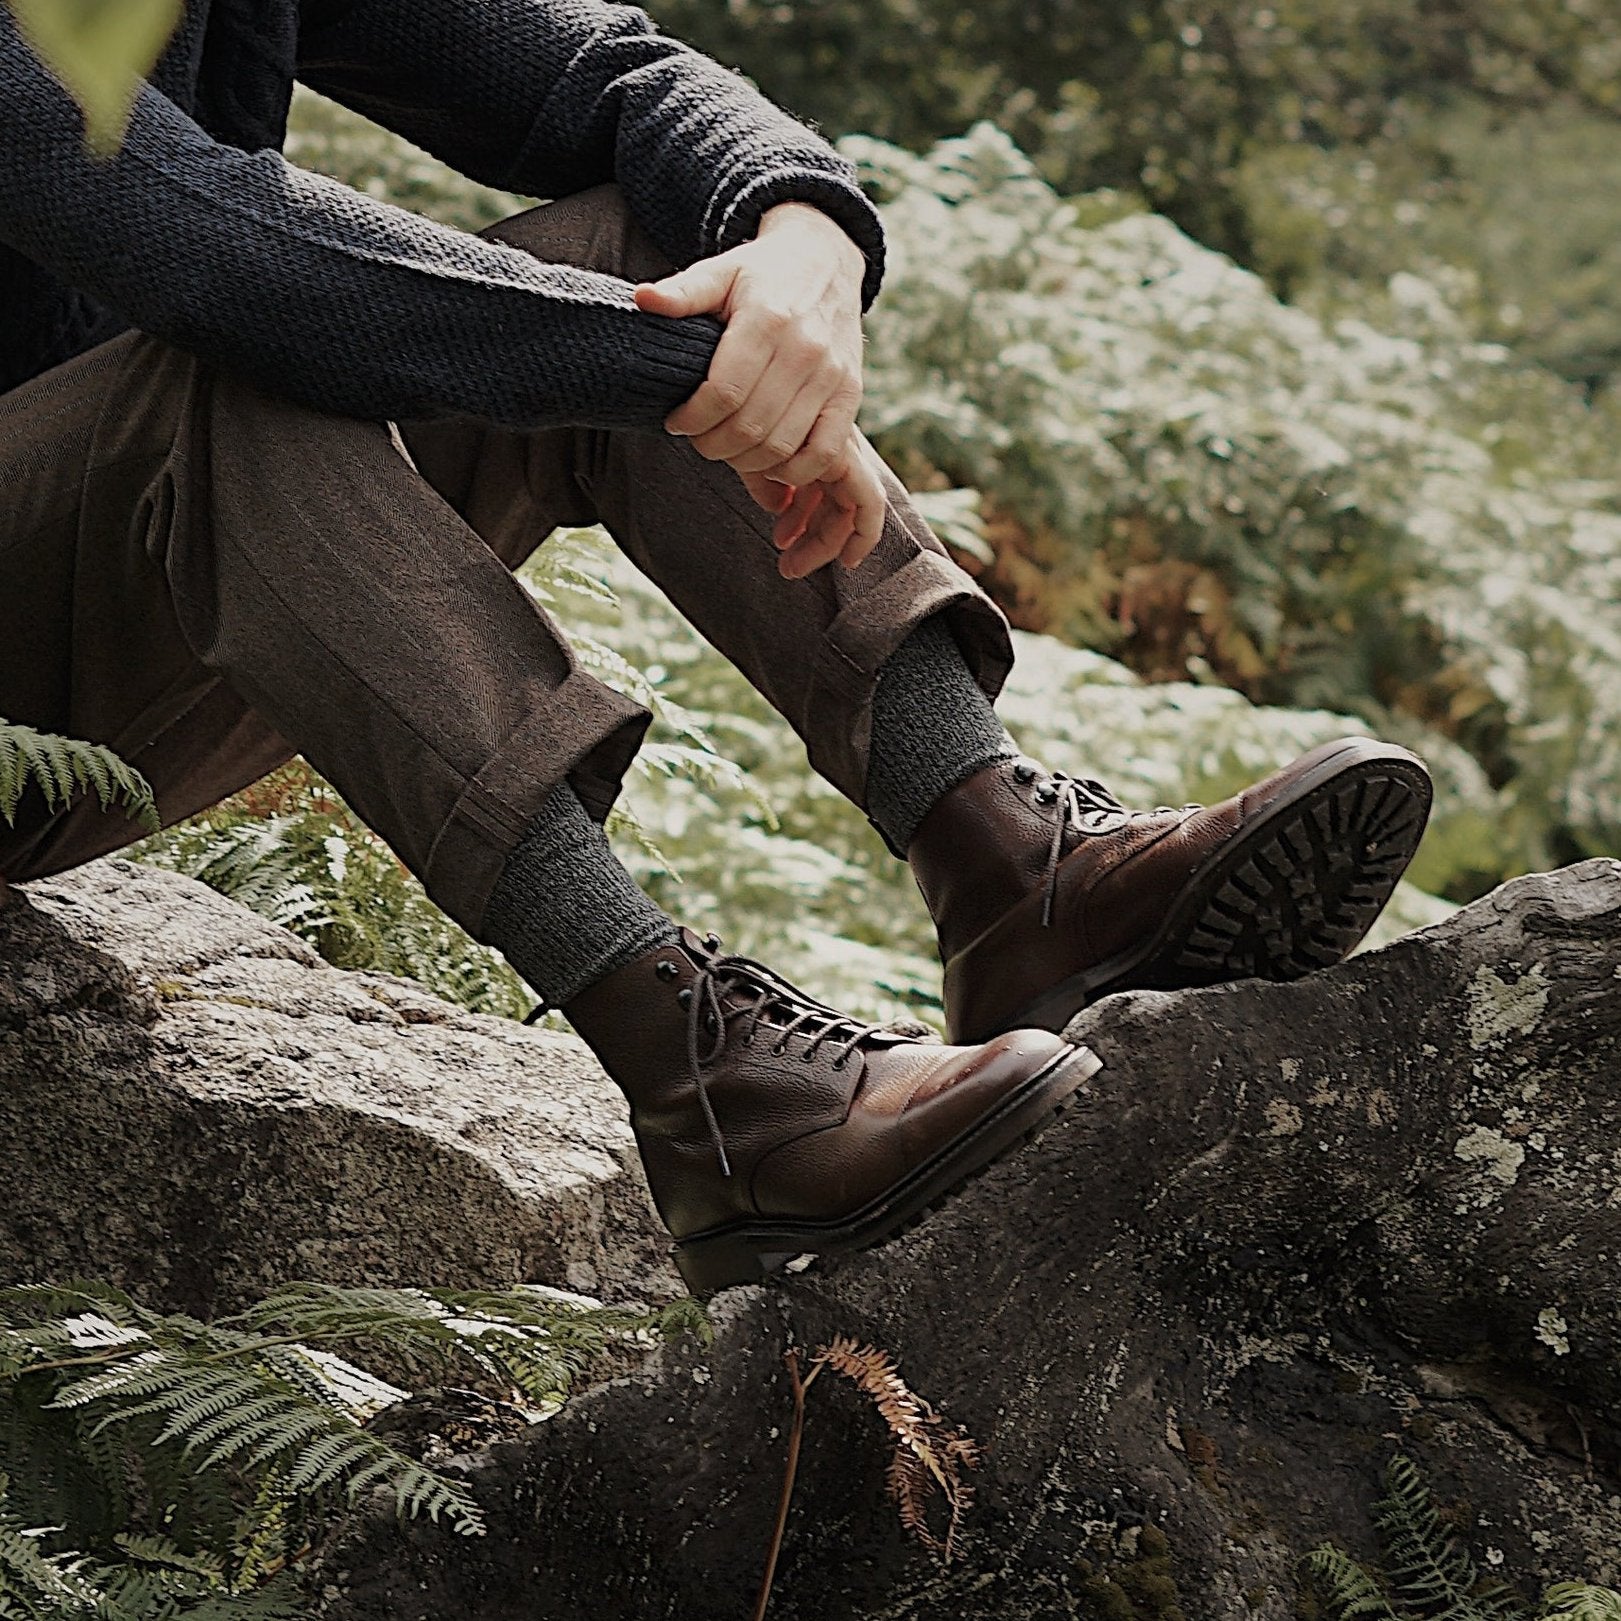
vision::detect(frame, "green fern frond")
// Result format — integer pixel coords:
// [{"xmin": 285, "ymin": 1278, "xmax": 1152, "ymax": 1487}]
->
[
  {"xmin": 0, "ymin": 1477, "xmax": 107, "ymax": 1616},
  {"xmin": 1375, "ymin": 1456, "xmax": 1528, "ymax": 1620},
  {"xmin": 220, "ymin": 1282, "xmax": 689, "ymax": 1410},
  {"xmin": 1304, "ymin": 1458, "xmax": 1536, "ymax": 1621},
  {"xmin": 1302, "ymin": 1547, "xmax": 1401, "ymax": 1618},
  {"xmin": 66, "ymin": 1359, "xmax": 480, "ymax": 1535},
  {"xmin": 1543, "ymin": 1585, "xmax": 1621, "ymax": 1620},
  {"xmin": 0, "ymin": 721, "xmax": 158, "ymax": 833},
  {"xmin": 5, "ymin": 1278, "xmax": 706, "ymax": 1616}
]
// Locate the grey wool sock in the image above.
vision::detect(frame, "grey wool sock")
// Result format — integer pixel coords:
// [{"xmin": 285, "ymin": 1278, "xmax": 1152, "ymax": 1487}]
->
[
  {"xmin": 865, "ymin": 614, "xmax": 1019, "ymax": 855},
  {"xmin": 482, "ymin": 782, "xmax": 679, "ymax": 1011}
]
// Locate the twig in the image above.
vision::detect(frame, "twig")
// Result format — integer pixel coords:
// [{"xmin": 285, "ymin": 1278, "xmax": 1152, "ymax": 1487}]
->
[{"xmin": 752, "ymin": 1348, "xmax": 823, "ymax": 1621}]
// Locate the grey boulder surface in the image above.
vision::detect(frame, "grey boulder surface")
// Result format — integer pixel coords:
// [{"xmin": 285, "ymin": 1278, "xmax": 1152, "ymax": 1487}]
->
[
  {"xmin": 313, "ymin": 861, "xmax": 1621, "ymax": 1619},
  {"xmin": 0, "ymin": 859, "xmax": 676, "ymax": 1310},
  {"xmin": 4, "ymin": 857, "xmax": 1620, "ymax": 1619}
]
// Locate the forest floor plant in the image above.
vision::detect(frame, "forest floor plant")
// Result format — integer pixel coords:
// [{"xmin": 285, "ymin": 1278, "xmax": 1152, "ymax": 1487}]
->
[
  {"xmin": 752, "ymin": 1338, "xmax": 980, "ymax": 1621},
  {"xmin": 1303, "ymin": 1457, "xmax": 1621, "ymax": 1620},
  {"xmin": 0, "ymin": 1281, "xmax": 704, "ymax": 1619}
]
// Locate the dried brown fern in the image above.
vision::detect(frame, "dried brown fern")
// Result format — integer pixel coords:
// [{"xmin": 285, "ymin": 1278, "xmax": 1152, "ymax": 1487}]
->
[
  {"xmin": 752, "ymin": 1339, "xmax": 980, "ymax": 1621},
  {"xmin": 812, "ymin": 1336, "xmax": 979, "ymax": 1558}
]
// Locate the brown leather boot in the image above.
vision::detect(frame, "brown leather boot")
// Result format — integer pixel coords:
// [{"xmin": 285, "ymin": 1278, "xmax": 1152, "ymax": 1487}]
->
[
  {"xmin": 909, "ymin": 736, "xmax": 1433, "ymax": 1043},
  {"xmin": 563, "ymin": 929, "xmax": 1098, "ymax": 1294}
]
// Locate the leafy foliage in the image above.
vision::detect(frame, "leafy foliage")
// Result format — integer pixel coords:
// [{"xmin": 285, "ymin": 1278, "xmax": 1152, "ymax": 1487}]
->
[
  {"xmin": 0, "ymin": 1280, "xmax": 702, "ymax": 1618},
  {"xmin": 5, "ymin": 0, "xmax": 182, "ymax": 153},
  {"xmin": 0, "ymin": 721, "xmax": 157, "ymax": 835},
  {"xmin": 1238, "ymin": 100, "xmax": 1621, "ymax": 392},
  {"xmin": 645, "ymin": 0, "xmax": 1621, "ymax": 385},
  {"xmin": 854, "ymin": 123, "xmax": 1621, "ymax": 889},
  {"xmin": 1304, "ymin": 1457, "xmax": 1621, "ymax": 1621},
  {"xmin": 1543, "ymin": 1588, "xmax": 1621, "ymax": 1621}
]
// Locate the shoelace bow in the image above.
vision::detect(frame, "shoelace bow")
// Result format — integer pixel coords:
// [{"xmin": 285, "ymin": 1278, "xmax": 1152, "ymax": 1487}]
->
[
  {"xmin": 686, "ymin": 946, "xmax": 884, "ymax": 1177},
  {"xmin": 1032, "ymin": 771, "xmax": 1200, "ymax": 928}
]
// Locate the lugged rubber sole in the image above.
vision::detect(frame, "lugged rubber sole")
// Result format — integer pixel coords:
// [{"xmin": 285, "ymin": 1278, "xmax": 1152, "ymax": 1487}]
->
[
  {"xmin": 672, "ymin": 1042, "xmax": 1102, "ymax": 1295},
  {"xmin": 1005, "ymin": 740, "xmax": 1433, "ymax": 1035}
]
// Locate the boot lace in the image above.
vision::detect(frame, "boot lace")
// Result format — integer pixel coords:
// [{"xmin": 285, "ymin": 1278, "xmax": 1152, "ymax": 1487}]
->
[
  {"xmin": 685, "ymin": 942, "xmax": 886, "ymax": 1177},
  {"xmin": 1029, "ymin": 770, "xmax": 1199, "ymax": 928}
]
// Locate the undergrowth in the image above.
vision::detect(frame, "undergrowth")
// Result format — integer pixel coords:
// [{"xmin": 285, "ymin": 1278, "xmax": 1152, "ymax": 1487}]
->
[
  {"xmin": 0, "ymin": 1280, "xmax": 704, "ymax": 1618},
  {"xmin": 1304, "ymin": 1456, "xmax": 1621, "ymax": 1620}
]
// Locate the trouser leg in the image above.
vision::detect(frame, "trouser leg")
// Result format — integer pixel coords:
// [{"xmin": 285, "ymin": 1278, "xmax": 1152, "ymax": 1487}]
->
[
  {"xmin": 0, "ymin": 330, "xmax": 646, "ymax": 933},
  {"xmin": 404, "ymin": 187, "xmax": 1016, "ymax": 810},
  {"xmin": 1, "ymin": 183, "xmax": 1013, "ymax": 933}
]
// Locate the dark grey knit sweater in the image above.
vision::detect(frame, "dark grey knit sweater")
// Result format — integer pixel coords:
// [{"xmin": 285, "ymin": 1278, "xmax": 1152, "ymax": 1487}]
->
[{"xmin": 0, "ymin": 0, "xmax": 886, "ymax": 428}]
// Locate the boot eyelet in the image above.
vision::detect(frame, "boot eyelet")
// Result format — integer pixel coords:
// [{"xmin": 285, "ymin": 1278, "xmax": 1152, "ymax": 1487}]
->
[
  {"xmin": 769, "ymin": 1042, "xmax": 787, "ymax": 1057},
  {"xmin": 677, "ymin": 988, "xmax": 694, "ymax": 1009},
  {"xmin": 1035, "ymin": 786, "xmax": 1058, "ymax": 805},
  {"xmin": 831, "ymin": 1057, "xmax": 847, "ymax": 1072},
  {"xmin": 799, "ymin": 1050, "xmax": 816, "ymax": 1063},
  {"xmin": 703, "ymin": 932, "xmax": 721, "ymax": 951},
  {"xmin": 655, "ymin": 960, "xmax": 679, "ymax": 981},
  {"xmin": 1013, "ymin": 762, "xmax": 1038, "ymax": 784},
  {"xmin": 703, "ymin": 1014, "xmax": 718, "ymax": 1035}
]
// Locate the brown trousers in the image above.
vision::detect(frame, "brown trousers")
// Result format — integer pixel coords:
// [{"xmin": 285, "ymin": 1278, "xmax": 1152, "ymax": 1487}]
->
[{"xmin": 0, "ymin": 186, "xmax": 1012, "ymax": 935}]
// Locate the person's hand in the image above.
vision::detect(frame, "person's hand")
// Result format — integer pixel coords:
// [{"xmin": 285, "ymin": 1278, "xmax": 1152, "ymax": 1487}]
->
[
  {"xmin": 633, "ymin": 201, "xmax": 866, "ymax": 489},
  {"xmin": 737, "ymin": 428, "xmax": 889, "ymax": 581}
]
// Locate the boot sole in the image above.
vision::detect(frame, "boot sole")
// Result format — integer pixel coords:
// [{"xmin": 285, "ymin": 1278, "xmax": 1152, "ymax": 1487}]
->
[
  {"xmin": 1003, "ymin": 739, "xmax": 1433, "ymax": 1035},
  {"xmin": 672, "ymin": 1041, "xmax": 1101, "ymax": 1295}
]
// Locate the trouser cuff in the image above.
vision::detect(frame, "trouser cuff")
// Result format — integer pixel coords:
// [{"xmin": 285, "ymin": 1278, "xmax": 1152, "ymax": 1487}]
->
[{"xmin": 422, "ymin": 669, "xmax": 651, "ymax": 934}]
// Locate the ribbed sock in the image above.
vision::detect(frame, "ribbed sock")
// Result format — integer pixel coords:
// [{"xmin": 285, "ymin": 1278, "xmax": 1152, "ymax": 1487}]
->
[
  {"xmin": 482, "ymin": 782, "xmax": 679, "ymax": 1009},
  {"xmin": 865, "ymin": 614, "xmax": 1019, "ymax": 855}
]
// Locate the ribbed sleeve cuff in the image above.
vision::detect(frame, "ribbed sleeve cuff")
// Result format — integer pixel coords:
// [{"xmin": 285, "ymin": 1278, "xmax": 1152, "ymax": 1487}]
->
[
  {"xmin": 586, "ymin": 309, "xmax": 723, "ymax": 429},
  {"xmin": 710, "ymin": 167, "xmax": 887, "ymax": 311}
]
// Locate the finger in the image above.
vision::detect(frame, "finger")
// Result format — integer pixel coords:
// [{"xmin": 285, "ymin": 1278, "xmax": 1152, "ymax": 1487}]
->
[
  {"xmin": 773, "ymin": 484, "xmax": 824, "ymax": 551},
  {"xmin": 634, "ymin": 255, "xmax": 738, "ymax": 319},
  {"xmin": 665, "ymin": 320, "xmax": 775, "ymax": 439},
  {"xmin": 690, "ymin": 318, "xmax": 829, "ymax": 464},
  {"xmin": 781, "ymin": 486, "xmax": 856, "ymax": 579},
  {"xmin": 837, "ymin": 452, "xmax": 888, "ymax": 571},
  {"xmin": 738, "ymin": 471, "xmax": 795, "ymax": 515},
  {"xmin": 692, "ymin": 349, "xmax": 812, "ymax": 468},
  {"xmin": 724, "ymin": 373, "xmax": 831, "ymax": 475},
  {"xmin": 766, "ymin": 401, "xmax": 855, "ymax": 488}
]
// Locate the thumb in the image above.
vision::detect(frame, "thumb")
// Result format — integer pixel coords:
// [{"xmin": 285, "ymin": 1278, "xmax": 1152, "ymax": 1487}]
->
[{"xmin": 634, "ymin": 256, "xmax": 737, "ymax": 318}]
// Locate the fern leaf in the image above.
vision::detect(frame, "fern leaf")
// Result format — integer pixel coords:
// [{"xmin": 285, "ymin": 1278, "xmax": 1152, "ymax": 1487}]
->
[
  {"xmin": 1543, "ymin": 1585, "xmax": 1621, "ymax": 1620},
  {"xmin": 389, "ymin": 1462, "xmax": 481, "ymax": 1533},
  {"xmin": 111, "ymin": 1532, "xmax": 225, "ymax": 1583},
  {"xmin": 0, "ymin": 1476, "xmax": 109, "ymax": 1617},
  {"xmin": 1301, "ymin": 1546, "xmax": 1401, "ymax": 1618},
  {"xmin": 177, "ymin": 1576, "xmax": 307, "ymax": 1620},
  {"xmin": 0, "ymin": 720, "xmax": 157, "ymax": 832},
  {"xmin": 1372, "ymin": 1456, "xmax": 1525, "ymax": 1619}
]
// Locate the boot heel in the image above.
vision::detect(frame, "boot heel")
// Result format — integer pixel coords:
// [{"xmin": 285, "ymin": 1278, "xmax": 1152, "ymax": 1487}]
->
[{"xmin": 674, "ymin": 1231, "xmax": 803, "ymax": 1296}]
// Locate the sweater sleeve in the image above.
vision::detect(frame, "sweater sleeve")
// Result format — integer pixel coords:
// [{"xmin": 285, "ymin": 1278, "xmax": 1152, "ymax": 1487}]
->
[
  {"xmin": 295, "ymin": 0, "xmax": 886, "ymax": 309},
  {"xmin": 0, "ymin": 13, "xmax": 722, "ymax": 430}
]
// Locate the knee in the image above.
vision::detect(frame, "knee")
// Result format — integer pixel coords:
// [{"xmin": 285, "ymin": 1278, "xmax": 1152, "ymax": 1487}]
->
[{"xmin": 480, "ymin": 185, "xmax": 677, "ymax": 282}]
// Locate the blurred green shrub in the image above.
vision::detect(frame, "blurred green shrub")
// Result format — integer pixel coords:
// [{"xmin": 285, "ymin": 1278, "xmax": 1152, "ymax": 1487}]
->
[{"xmin": 854, "ymin": 123, "xmax": 1621, "ymax": 889}]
